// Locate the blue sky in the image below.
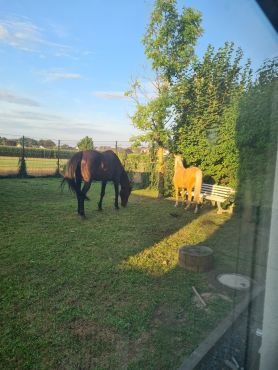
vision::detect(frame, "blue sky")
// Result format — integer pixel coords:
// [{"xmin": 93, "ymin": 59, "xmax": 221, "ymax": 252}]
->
[{"xmin": 0, "ymin": 0, "xmax": 277, "ymax": 144}]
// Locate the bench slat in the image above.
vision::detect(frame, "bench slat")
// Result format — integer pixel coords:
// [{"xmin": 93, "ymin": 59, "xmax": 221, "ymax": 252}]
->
[{"xmin": 185, "ymin": 182, "xmax": 235, "ymax": 204}]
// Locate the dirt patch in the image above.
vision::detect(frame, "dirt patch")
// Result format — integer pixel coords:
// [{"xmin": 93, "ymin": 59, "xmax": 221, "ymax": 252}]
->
[
  {"xmin": 152, "ymin": 304, "xmax": 188, "ymax": 328},
  {"xmin": 69, "ymin": 319, "xmax": 117, "ymax": 341}
]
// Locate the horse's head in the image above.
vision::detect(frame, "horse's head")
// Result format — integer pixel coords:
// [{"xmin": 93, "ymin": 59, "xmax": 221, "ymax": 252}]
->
[
  {"xmin": 120, "ymin": 185, "xmax": 132, "ymax": 207},
  {"xmin": 174, "ymin": 155, "xmax": 184, "ymax": 168}
]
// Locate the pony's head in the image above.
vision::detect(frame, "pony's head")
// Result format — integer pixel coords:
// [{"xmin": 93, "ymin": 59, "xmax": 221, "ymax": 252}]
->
[
  {"xmin": 174, "ymin": 155, "xmax": 184, "ymax": 168},
  {"xmin": 120, "ymin": 185, "xmax": 132, "ymax": 207}
]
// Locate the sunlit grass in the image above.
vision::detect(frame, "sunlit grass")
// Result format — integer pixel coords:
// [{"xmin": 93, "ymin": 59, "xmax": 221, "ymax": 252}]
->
[
  {"xmin": 120, "ymin": 210, "xmax": 225, "ymax": 276},
  {"xmin": 0, "ymin": 178, "xmax": 241, "ymax": 370}
]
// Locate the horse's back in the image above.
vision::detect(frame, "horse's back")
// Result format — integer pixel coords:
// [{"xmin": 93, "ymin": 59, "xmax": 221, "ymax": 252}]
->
[
  {"xmin": 81, "ymin": 149, "xmax": 124, "ymax": 181},
  {"xmin": 173, "ymin": 166, "xmax": 202, "ymax": 188}
]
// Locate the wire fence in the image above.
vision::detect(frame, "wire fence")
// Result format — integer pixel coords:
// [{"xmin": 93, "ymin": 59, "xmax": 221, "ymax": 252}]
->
[{"xmin": 0, "ymin": 134, "xmax": 150, "ymax": 177}]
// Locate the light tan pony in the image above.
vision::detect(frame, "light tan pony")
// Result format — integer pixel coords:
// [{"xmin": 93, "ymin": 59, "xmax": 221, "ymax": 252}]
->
[{"xmin": 173, "ymin": 155, "xmax": 203, "ymax": 213}]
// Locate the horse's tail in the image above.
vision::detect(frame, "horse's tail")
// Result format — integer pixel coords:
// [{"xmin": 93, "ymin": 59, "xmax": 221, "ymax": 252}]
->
[
  {"xmin": 61, "ymin": 151, "xmax": 89, "ymax": 200},
  {"xmin": 194, "ymin": 169, "xmax": 203, "ymax": 204}
]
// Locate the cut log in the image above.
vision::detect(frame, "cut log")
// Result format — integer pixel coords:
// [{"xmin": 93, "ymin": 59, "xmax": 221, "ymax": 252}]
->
[{"xmin": 178, "ymin": 245, "xmax": 213, "ymax": 272}]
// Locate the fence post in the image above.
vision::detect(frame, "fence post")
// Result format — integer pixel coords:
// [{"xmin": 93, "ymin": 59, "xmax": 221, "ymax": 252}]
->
[
  {"xmin": 115, "ymin": 140, "xmax": 118, "ymax": 155},
  {"xmin": 22, "ymin": 135, "xmax": 25, "ymax": 158},
  {"xmin": 18, "ymin": 135, "xmax": 27, "ymax": 177},
  {"xmin": 56, "ymin": 139, "xmax": 60, "ymax": 176},
  {"xmin": 157, "ymin": 146, "xmax": 165, "ymax": 198}
]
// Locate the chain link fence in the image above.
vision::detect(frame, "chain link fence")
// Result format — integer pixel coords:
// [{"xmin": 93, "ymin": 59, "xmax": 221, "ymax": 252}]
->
[{"xmin": 0, "ymin": 134, "xmax": 151, "ymax": 179}]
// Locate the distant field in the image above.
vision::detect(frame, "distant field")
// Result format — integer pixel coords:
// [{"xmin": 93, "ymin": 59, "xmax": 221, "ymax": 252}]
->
[{"xmin": 0, "ymin": 156, "xmax": 67, "ymax": 176}]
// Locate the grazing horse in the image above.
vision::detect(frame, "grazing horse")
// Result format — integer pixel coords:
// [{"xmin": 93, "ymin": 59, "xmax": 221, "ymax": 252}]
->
[
  {"xmin": 173, "ymin": 155, "xmax": 203, "ymax": 213},
  {"xmin": 62, "ymin": 150, "xmax": 132, "ymax": 216}
]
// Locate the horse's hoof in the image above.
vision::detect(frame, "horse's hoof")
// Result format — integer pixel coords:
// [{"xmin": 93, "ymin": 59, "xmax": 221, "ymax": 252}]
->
[
  {"xmin": 98, "ymin": 208, "xmax": 103, "ymax": 211},
  {"xmin": 174, "ymin": 203, "xmax": 178, "ymax": 207},
  {"xmin": 115, "ymin": 206, "xmax": 120, "ymax": 210}
]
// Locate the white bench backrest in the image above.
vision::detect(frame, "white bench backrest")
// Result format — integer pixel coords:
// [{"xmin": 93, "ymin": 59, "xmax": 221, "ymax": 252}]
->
[{"xmin": 201, "ymin": 183, "xmax": 235, "ymax": 198}]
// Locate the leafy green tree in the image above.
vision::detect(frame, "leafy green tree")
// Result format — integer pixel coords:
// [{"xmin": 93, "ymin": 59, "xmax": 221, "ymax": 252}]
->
[
  {"xmin": 173, "ymin": 42, "xmax": 252, "ymax": 186},
  {"xmin": 236, "ymin": 57, "xmax": 278, "ymax": 206},
  {"xmin": 143, "ymin": 0, "xmax": 203, "ymax": 83},
  {"xmin": 77, "ymin": 136, "xmax": 94, "ymax": 150},
  {"xmin": 126, "ymin": 0, "xmax": 203, "ymax": 149},
  {"xmin": 38, "ymin": 139, "xmax": 56, "ymax": 148},
  {"xmin": 18, "ymin": 137, "xmax": 39, "ymax": 147}
]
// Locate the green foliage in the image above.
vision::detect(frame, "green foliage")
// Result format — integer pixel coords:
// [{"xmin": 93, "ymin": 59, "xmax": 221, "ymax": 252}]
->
[
  {"xmin": 0, "ymin": 145, "xmax": 76, "ymax": 159},
  {"xmin": 174, "ymin": 43, "xmax": 251, "ymax": 187},
  {"xmin": 126, "ymin": 0, "xmax": 202, "ymax": 149},
  {"xmin": 163, "ymin": 153, "xmax": 175, "ymax": 197},
  {"xmin": 77, "ymin": 136, "xmax": 94, "ymax": 150},
  {"xmin": 236, "ymin": 57, "xmax": 278, "ymax": 207},
  {"xmin": 143, "ymin": 0, "xmax": 203, "ymax": 82}
]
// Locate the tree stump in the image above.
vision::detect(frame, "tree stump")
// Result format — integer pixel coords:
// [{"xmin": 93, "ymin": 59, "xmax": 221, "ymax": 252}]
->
[{"xmin": 178, "ymin": 245, "xmax": 213, "ymax": 272}]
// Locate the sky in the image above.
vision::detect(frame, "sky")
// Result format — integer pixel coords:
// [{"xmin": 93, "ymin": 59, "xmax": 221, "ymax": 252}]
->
[{"xmin": 0, "ymin": 0, "xmax": 277, "ymax": 145}]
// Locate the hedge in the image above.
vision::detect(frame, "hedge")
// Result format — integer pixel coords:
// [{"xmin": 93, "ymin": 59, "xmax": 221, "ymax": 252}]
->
[{"xmin": 0, "ymin": 146, "xmax": 77, "ymax": 159}]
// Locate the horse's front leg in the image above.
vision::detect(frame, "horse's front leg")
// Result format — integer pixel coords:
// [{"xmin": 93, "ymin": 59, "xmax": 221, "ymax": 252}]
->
[
  {"xmin": 79, "ymin": 181, "xmax": 92, "ymax": 216},
  {"xmin": 114, "ymin": 181, "xmax": 119, "ymax": 209},
  {"xmin": 98, "ymin": 181, "xmax": 107, "ymax": 211},
  {"xmin": 175, "ymin": 187, "xmax": 179, "ymax": 207},
  {"xmin": 185, "ymin": 189, "xmax": 192, "ymax": 210}
]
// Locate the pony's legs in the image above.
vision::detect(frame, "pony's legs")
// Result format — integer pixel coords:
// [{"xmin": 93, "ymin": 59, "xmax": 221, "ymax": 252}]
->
[
  {"xmin": 76, "ymin": 175, "xmax": 83, "ymax": 215},
  {"xmin": 98, "ymin": 181, "xmax": 107, "ymax": 211},
  {"xmin": 114, "ymin": 182, "xmax": 119, "ymax": 209},
  {"xmin": 79, "ymin": 181, "xmax": 91, "ymax": 216},
  {"xmin": 175, "ymin": 187, "xmax": 179, "ymax": 207},
  {"xmin": 185, "ymin": 188, "xmax": 192, "ymax": 210}
]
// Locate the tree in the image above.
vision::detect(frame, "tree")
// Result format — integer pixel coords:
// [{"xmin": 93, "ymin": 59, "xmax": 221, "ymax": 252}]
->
[
  {"xmin": 77, "ymin": 136, "xmax": 94, "ymax": 150},
  {"xmin": 236, "ymin": 57, "xmax": 278, "ymax": 205},
  {"xmin": 143, "ymin": 0, "xmax": 203, "ymax": 83},
  {"xmin": 18, "ymin": 137, "xmax": 39, "ymax": 147},
  {"xmin": 126, "ymin": 0, "xmax": 203, "ymax": 149},
  {"xmin": 38, "ymin": 139, "xmax": 56, "ymax": 148},
  {"xmin": 173, "ymin": 42, "xmax": 252, "ymax": 186}
]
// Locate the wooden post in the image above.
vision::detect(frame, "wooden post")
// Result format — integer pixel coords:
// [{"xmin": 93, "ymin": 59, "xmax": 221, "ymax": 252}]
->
[{"xmin": 157, "ymin": 146, "xmax": 165, "ymax": 198}]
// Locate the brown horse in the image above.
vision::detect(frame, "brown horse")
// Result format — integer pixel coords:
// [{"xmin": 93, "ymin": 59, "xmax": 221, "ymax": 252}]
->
[
  {"xmin": 62, "ymin": 150, "xmax": 132, "ymax": 216},
  {"xmin": 173, "ymin": 155, "xmax": 203, "ymax": 213}
]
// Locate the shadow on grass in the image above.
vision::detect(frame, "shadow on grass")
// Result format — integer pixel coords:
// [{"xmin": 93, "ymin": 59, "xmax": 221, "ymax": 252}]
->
[{"xmin": 1, "ymin": 178, "xmax": 268, "ymax": 370}]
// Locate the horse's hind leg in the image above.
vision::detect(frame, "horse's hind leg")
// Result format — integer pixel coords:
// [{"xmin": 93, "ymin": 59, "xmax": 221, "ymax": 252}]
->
[
  {"xmin": 75, "ymin": 175, "xmax": 83, "ymax": 215},
  {"xmin": 79, "ymin": 181, "xmax": 91, "ymax": 216},
  {"xmin": 98, "ymin": 181, "xmax": 107, "ymax": 211}
]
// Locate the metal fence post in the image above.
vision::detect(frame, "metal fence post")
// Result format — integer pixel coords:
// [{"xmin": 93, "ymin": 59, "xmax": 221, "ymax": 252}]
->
[
  {"xmin": 115, "ymin": 140, "xmax": 118, "ymax": 155},
  {"xmin": 22, "ymin": 135, "xmax": 25, "ymax": 159},
  {"xmin": 56, "ymin": 139, "xmax": 60, "ymax": 176},
  {"xmin": 18, "ymin": 135, "xmax": 27, "ymax": 177}
]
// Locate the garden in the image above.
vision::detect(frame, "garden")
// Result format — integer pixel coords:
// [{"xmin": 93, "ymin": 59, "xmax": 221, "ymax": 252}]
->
[
  {"xmin": 1, "ymin": 177, "xmax": 255, "ymax": 369},
  {"xmin": 0, "ymin": 1, "xmax": 277, "ymax": 368}
]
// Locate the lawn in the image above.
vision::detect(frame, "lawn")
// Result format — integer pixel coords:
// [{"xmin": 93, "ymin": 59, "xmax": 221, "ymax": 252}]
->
[
  {"xmin": 0, "ymin": 157, "xmax": 67, "ymax": 176},
  {"xmin": 0, "ymin": 178, "xmax": 248, "ymax": 369}
]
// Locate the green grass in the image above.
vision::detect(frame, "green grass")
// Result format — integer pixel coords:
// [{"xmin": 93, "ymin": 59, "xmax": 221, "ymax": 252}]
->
[
  {"xmin": 0, "ymin": 178, "xmax": 248, "ymax": 369},
  {"xmin": 0, "ymin": 157, "xmax": 67, "ymax": 176}
]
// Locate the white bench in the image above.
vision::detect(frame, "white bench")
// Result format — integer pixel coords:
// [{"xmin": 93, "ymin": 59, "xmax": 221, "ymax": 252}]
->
[{"xmin": 200, "ymin": 183, "xmax": 235, "ymax": 214}]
